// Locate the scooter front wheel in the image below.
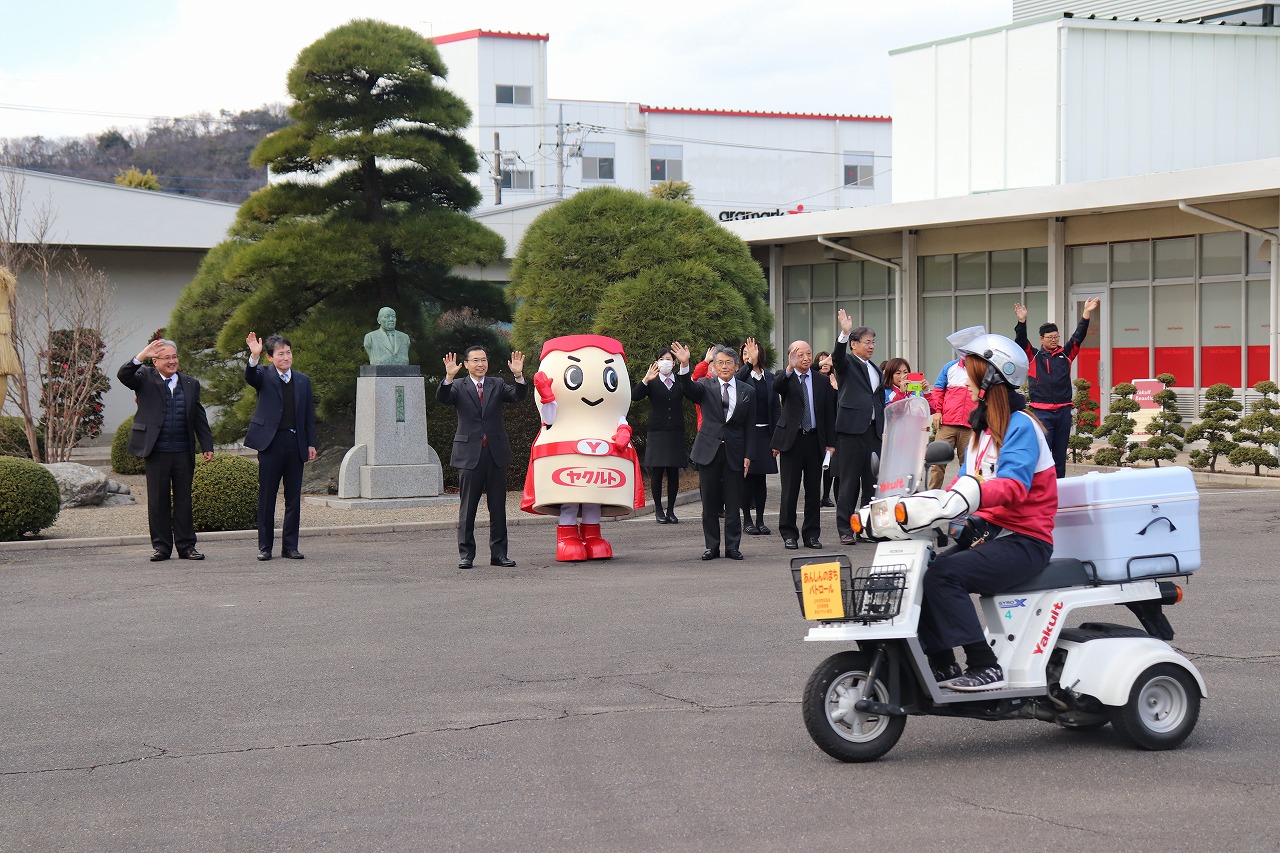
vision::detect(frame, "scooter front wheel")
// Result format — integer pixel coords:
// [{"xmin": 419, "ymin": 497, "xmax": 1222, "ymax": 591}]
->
[
  {"xmin": 802, "ymin": 651, "xmax": 905, "ymax": 762},
  {"xmin": 1108, "ymin": 663, "xmax": 1201, "ymax": 750}
]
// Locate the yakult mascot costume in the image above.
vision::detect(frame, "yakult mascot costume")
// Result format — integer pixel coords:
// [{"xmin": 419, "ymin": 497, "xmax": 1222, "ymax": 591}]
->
[{"xmin": 522, "ymin": 334, "xmax": 644, "ymax": 561}]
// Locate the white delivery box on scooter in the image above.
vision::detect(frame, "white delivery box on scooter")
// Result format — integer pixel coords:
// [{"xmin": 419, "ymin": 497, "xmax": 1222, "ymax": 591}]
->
[{"xmin": 1051, "ymin": 467, "xmax": 1200, "ymax": 582}]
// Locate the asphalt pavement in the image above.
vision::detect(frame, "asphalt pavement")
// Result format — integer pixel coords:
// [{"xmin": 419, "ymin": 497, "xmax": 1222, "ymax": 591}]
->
[{"xmin": 1, "ymin": 489, "xmax": 1278, "ymax": 852}]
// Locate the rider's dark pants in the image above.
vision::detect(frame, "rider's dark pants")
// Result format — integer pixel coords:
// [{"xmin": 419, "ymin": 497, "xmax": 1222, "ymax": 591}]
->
[{"xmin": 919, "ymin": 532, "xmax": 1052, "ymax": 655}]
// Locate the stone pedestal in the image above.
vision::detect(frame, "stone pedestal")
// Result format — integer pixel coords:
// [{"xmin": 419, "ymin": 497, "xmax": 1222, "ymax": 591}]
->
[{"xmin": 309, "ymin": 365, "xmax": 457, "ymax": 510}]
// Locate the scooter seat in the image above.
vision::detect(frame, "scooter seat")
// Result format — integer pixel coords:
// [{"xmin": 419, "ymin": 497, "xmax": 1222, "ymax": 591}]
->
[{"xmin": 997, "ymin": 557, "xmax": 1093, "ymax": 594}]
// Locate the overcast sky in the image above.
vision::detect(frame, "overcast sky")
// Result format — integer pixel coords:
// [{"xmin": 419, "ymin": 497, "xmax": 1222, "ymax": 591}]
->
[{"xmin": 3, "ymin": 0, "xmax": 1012, "ymax": 140}]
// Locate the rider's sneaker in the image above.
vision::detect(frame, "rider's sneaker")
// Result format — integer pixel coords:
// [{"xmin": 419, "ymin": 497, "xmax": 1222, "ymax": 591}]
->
[
  {"xmin": 932, "ymin": 662, "xmax": 963, "ymax": 683},
  {"xmin": 947, "ymin": 665, "xmax": 1006, "ymax": 692}
]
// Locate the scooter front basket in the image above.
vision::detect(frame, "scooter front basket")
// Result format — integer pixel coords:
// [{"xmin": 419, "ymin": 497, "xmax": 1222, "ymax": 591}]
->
[{"xmin": 790, "ymin": 557, "xmax": 907, "ymax": 623}]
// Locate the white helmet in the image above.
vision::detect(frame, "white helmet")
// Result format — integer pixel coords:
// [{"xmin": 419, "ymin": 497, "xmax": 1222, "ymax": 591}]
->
[{"xmin": 957, "ymin": 333, "xmax": 1028, "ymax": 394}]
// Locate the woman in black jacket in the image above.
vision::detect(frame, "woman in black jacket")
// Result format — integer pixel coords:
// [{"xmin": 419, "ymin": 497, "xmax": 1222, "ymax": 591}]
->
[
  {"xmin": 631, "ymin": 347, "xmax": 689, "ymax": 523},
  {"xmin": 737, "ymin": 337, "xmax": 779, "ymax": 535}
]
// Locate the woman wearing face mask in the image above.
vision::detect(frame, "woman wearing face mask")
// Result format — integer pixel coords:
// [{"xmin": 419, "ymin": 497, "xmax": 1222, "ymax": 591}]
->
[{"xmin": 632, "ymin": 347, "xmax": 690, "ymax": 523}]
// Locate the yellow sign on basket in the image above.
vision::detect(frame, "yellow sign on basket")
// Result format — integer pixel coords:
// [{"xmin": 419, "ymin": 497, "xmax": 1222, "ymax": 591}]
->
[{"xmin": 801, "ymin": 561, "xmax": 845, "ymax": 620}]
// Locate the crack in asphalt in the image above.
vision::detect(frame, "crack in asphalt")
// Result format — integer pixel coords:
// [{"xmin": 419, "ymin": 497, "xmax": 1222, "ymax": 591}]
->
[
  {"xmin": 951, "ymin": 797, "xmax": 1108, "ymax": 835},
  {"xmin": 0, "ymin": 694, "xmax": 797, "ymax": 777}
]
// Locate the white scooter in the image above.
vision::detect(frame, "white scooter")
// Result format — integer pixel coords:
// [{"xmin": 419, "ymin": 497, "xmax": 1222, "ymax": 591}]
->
[{"xmin": 792, "ymin": 396, "xmax": 1206, "ymax": 762}]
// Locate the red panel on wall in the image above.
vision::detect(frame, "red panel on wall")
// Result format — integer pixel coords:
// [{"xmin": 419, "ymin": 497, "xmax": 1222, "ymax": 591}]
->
[
  {"xmin": 1200, "ymin": 346, "xmax": 1242, "ymax": 387},
  {"xmin": 1247, "ymin": 346, "xmax": 1270, "ymax": 387},
  {"xmin": 1154, "ymin": 347, "xmax": 1194, "ymax": 386},
  {"xmin": 1112, "ymin": 348, "xmax": 1151, "ymax": 386},
  {"xmin": 1075, "ymin": 348, "xmax": 1100, "ymax": 404}
]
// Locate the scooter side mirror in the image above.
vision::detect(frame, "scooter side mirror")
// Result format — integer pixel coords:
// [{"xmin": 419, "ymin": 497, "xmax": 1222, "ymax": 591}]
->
[
  {"xmin": 869, "ymin": 451, "xmax": 879, "ymax": 479},
  {"xmin": 924, "ymin": 440, "xmax": 955, "ymax": 466}
]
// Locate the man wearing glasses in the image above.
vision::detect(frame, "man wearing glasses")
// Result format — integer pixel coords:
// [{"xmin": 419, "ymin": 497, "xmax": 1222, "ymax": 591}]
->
[
  {"xmin": 1014, "ymin": 296, "xmax": 1099, "ymax": 478},
  {"xmin": 833, "ymin": 310, "xmax": 884, "ymax": 546},
  {"xmin": 118, "ymin": 338, "xmax": 214, "ymax": 561},
  {"xmin": 438, "ymin": 346, "xmax": 527, "ymax": 569}
]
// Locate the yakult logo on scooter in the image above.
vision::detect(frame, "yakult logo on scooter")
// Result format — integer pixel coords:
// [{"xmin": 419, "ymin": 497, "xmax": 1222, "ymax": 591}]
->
[
  {"xmin": 1032, "ymin": 601, "xmax": 1065, "ymax": 655},
  {"xmin": 879, "ymin": 477, "xmax": 905, "ymax": 493}
]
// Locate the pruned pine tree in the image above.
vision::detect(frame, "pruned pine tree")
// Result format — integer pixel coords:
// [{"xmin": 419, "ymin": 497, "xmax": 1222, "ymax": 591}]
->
[
  {"xmin": 1130, "ymin": 373, "xmax": 1184, "ymax": 467},
  {"xmin": 1187, "ymin": 383, "xmax": 1242, "ymax": 472},
  {"xmin": 1228, "ymin": 380, "xmax": 1280, "ymax": 475}
]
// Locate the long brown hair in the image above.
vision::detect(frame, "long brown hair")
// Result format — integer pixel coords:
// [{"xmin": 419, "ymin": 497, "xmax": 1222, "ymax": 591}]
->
[{"xmin": 965, "ymin": 355, "xmax": 1012, "ymax": 448}]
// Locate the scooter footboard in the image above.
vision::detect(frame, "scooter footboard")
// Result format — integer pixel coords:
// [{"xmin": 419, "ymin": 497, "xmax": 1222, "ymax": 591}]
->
[{"xmin": 1056, "ymin": 637, "xmax": 1207, "ymax": 706}]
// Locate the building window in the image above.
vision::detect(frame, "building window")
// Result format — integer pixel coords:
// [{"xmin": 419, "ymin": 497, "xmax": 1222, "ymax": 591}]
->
[
  {"xmin": 582, "ymin": 142, "xmax": 615, "ymax": 181},
  {"xmin": 843, "ymin": 151, "xmax": 875, "ymax": 188},
  {"xmin": 783, "ymin": 260, "xmax": 897, "ymax": 360},
  {"xmin": 500, "ymin": 170, "xmax": 534, "ymax": 190},
  {"xmin": 495, "ymin": 85, "xmax": 532, "ymax": 106},
  {"xmin": 650, "ymin": 145, "xmax": 683, "ymax": 182}
]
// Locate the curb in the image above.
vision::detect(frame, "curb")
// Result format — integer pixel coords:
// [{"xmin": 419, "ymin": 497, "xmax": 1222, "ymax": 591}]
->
[{"xmin": 0, "ymin": 491, "xmax": 703, "ymax": 553}]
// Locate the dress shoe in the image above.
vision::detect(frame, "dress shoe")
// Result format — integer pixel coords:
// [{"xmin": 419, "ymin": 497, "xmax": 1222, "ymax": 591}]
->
[
  {"xmin": 839, "ymin": 534, "xmax": 855, "ymax": 545},
  {"xmin": 150, "ymin": 549, "xmax": 170, "ymax": 562},
  {"xmin": 756, "ymin": 524, "xmax": 771, "ymax": 536},
  {"xmin": 178, "ymin": 548, "xmax": 204, "ymax": 560},
  {"xmin": 804, "ymin": 539, "xmax": 824, "ymax": 549},
  {"xmin": 655, "ymin": 510, "xmax": 670, "ymax": 524},
  {"xmin": 821, "ymin": 498, "xmax": 835, "ymax": 508},
  {"xmin": 783, "ymin": 538, "xmax": 799, "ymax": 550},
  {"xmin": 490, "ymin": 557, "xmax": 517, "ymax": 567},
  {"xmin": 725, "ymin": 549, "xmax": 744, "ymax": 561},
  {"xmin": 257, "ymin": 550, "xmax": 272, "ymax": 561},
  {"xmin": 701, "ymin": 549, "xmax": 719, "ymax": 561},
  {"xmin": 457, "ymin": 559, "xmax": 474, "ymax": 569},
  {"xmin": 281, "ymin": 549, "xmax": 305, "ymax": 559},
  {"xmin": 667, "ymin": 511, "xmax": 679, "ymax": 524},
  {"xmin": 743, "ymin": 524, "xmax": 760, "ymax": 535}
]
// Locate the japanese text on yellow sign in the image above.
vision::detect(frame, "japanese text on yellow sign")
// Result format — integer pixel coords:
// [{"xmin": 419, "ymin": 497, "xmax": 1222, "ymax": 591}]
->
[{"xmin": 801, "ymin": 561, "xmax": 844, "ymax": 620}]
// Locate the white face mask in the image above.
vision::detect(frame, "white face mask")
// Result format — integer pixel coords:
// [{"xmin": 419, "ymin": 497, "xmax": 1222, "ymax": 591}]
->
[{"xmin": 657, "ymin": 359, "xmax": 674, "ymax": 376}]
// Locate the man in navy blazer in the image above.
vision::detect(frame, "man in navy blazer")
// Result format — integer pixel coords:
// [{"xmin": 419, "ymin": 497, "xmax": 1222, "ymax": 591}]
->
[
  {"xmin": 244, "ymin": 332, "xmax": 317, "ymax": 561},
  {"xmin": 672, "ymin": 341, "xmax": 754, "ymax": 561},
  {"xmin": 833, "ymin": 310, "xmax": 885, "ymax": 545},
  {"xmin": 772, "ymin": 339, "xmax": 837, "ymax": 550},
  {"xmin": 118, "ymin": 338, "xmax": 214, "ymax": 561},
  {"xmin": 437, "ymin": 345, "xmax": 527, "ymax": 569}
]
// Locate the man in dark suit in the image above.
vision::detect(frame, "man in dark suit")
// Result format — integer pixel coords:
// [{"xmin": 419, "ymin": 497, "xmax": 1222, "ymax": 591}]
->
[
  {"xmin": 833, "ymin": 310, "xmax": 885, "ymax": 545},
  {"xmin": 244, "ymin": 332, "xmax": 317, "ymax": 562},
  {"xmin": 118, "ymin": 338, "xmax": 214, "ymax": 561},
  {"xmin": 437, "ymin": 345, "xmax": 527, "ymax": 569},
  {"xmin": 772, "ymin": 339, "xmax": 836, "ymax": 550},
  {"xmin": 672, "ymin": 342, "xmax": 754, "ymax": 561}
]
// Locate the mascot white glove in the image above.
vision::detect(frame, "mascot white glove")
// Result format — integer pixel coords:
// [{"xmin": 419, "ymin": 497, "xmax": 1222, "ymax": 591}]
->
[{"xmin": 895, "ymin": 475, "xmax": 983, "ymax": 533}]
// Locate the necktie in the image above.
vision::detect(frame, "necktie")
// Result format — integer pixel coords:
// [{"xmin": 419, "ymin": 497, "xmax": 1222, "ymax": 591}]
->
[
  {"xmin": 663, "ymin": 376, "xmax": 673, "ymax": 390},
  {"xmin": 799, "ymin": 373, "xmax": 813, "ymax": 431},
  {"xmin": 721, "ymin": 381, "xmax": 730, "ymax": 417},
  {"xmin": 476, "ymin": 380, "xmax": 483, "ymax": 404}
]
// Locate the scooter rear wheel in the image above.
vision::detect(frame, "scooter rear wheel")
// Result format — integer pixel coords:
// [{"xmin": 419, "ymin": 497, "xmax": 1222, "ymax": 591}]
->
[
  {"xmin": 1108, "ymin": 663, "xmax": 1200, "ymax": 750},
  {"xmin": 802, "ymin": 651, "xmax": 906, "ymax": 762}
]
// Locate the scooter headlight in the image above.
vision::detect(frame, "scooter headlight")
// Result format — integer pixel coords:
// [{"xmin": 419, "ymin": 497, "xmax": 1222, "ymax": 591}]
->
[{"xmin": 870, "ymin": 500, "xmax": 898, "ymax": 536}]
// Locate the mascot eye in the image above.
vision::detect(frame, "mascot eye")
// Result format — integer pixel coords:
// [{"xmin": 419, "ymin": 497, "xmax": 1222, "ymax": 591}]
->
[
  {"xmin": 564, "ymin": 365, "xmax": 584, "ymax": 390},
  {"xmin": 603, "ymin": 366, "xmax": 618, "ymax": 392}
]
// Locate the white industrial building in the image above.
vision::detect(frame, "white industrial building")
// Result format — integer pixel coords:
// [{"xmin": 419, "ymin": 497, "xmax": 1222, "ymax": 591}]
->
[
  {"xmin": 430, "ymin": 29, "xmax": 892, "ymax": 233},
  {"xmin": 729, "ymin": 10, "xmax": 1280, "ymax": 414}
]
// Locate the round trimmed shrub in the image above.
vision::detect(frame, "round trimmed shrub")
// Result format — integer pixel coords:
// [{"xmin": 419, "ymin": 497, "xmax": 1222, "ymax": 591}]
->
[
  {"xmin": 191, "ymin": 454, "xmax": 259, "ymax": 532},
  {"xmin": 111, "ymin": 415, "xmax": 146, "ymax": 475},
  {"xmin": 0, "ymin": 416, "xmax": 43, "ymax": 460},
  {"xmin": 0, "ymin": 456, "xmax": 62, "ymax": 540}
]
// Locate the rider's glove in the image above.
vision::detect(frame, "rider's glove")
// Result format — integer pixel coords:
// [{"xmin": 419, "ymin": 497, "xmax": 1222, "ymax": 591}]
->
[
  {"xmin": 895, "ymin": 475, "xmax": 982, "ymax": 533},
  {"xmin": 533, "ymin": 371, "xmax": 555, "ymax": 404}
]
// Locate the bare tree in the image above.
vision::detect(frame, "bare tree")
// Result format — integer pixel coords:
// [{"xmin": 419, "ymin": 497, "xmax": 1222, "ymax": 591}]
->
[{"xmin": 1, "ymin": 163, "xmax": 126, "ymax": 461}]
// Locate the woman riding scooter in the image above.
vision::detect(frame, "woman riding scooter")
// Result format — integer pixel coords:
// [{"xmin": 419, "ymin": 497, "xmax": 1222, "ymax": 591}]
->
[{"xmin": 922, "ymin": 334, "xmax": 1058, "ymax": 691}]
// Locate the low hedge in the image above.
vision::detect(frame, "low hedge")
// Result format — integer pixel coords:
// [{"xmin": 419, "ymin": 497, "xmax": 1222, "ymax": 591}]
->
[
  {"xmin": 191, "ymin": 454, "xmax": 259, "ymax": 532},
  {"xmin": 0, "ymin": 456, "xmax": 61, "ymax": 540},
  {"xmin": 111, "ymin": 415, "xmax": 146, "ymax": 475},
  {"xmin": 0, "ymin": 416, "xmax": 43, "ymax": 460}
]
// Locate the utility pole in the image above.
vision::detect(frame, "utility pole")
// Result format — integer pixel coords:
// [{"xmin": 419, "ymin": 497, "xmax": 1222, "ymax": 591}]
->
[
  {"xmin": 493, "ymin": 132, "xmax": 502, "ymax": 206},
  {"xmin": 556, "ymin": 104, "xmax": 565, "ymax": 199}
]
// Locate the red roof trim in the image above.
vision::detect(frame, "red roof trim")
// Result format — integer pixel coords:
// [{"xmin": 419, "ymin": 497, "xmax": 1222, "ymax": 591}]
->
[
  {"xmin": 639, "ymin": 105, "xmax": 890, "ymax": 122},
  {"xmin": 431, "ymin": 29, "xmax": 549, "ymax": 45}
]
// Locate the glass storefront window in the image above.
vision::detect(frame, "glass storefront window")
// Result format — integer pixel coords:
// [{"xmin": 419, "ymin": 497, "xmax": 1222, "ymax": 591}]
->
[
  {"xmin": 1153, "ymin": 284, "xmax": 1195, "ymax": 385},
  {"xmin": 1247, "ymin": 279, "xmax": 1271, "ymax": 386},
  {"xmin": 863, "ymin": 264, "xmax": 889, "ymax": 295},
  {"xmin": 1248, "ymin": 233, "xmax": 1273, "ymax": 276},
  {"xmin": 956, "ymin": 294, "xmax": 985, "ymax": 333},
  {"xmin": 1070, "ymin": 245, "xmax": 1107, "ymax": 284},
  {"xmin": 921, "ymin": 255, "xmax": 952, "ymax": 292},
  {"xmin": 837, "ymin": 262, "xmax": 861, "ymax": 297},
  {"xmin": 786, "ymin": 265, "xmax": 811, "ymax": 298},
  {"xmin": 1026, "ymin": 247, "xmax": 1048, "ymax": 288},
  {"xmin": 920, "ymin": 297, "xmax": 954, "ymax": 382},
  {"xmin": 812, "ymin": 302, "xmax": 835, "ymax": 351},
  {"xmin": 1111, "ymin": 287, "xmax": 1150, "ymax": 349},
  {"xmin": 990, "ymin": 250, "xmax": 1022, "ymax": 288},
  {"xmin": 1201, "ymin": 232, "xmax": 1242, "ymax": 277},
  {"xmin": 1111, "ymin": 241, "xmax": 1149, "ymax": 282},
  {"xmin": 812, "ymin": 263, "xmax": 836, "ymax": 298},
  {"xmin": 1154, "ymin": 237, "xmax": 1194, "ymax": 279},
  {"xmin": 956, "ymin": 252, "xmax": 987, "ymax": 290},
  {"xmin": 786, "ymin": 302, "xmax": 811, "ymax": 347}
]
